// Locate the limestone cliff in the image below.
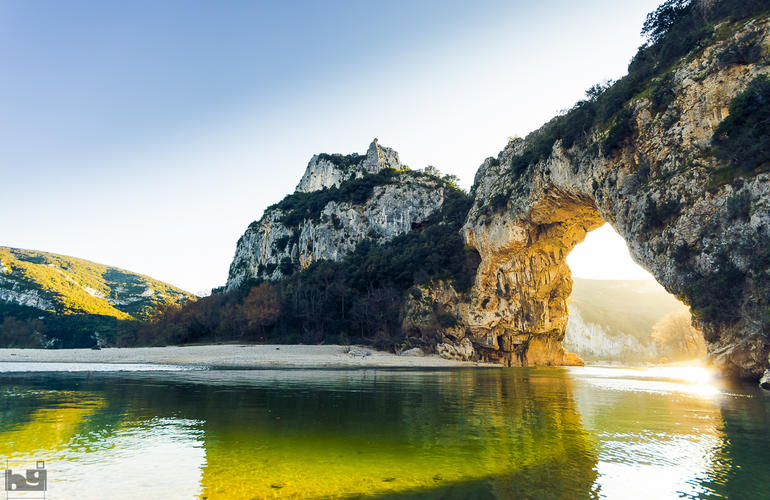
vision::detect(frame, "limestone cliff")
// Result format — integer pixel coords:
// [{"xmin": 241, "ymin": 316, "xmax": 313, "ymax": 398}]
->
[
  {"xmin": 225, "ymin": 7, "xmax": 770, "ymax": 380},
  {"xmin": 226, "ymin": 140, "xmax": 447, "ymax": 290},
  {"xmin": 460, "ymin": 14, "xmax": 770, "ymax": 377},
  {"xmin": 295, "ymin": 139, "xmax": 401, "ymax": 193}
]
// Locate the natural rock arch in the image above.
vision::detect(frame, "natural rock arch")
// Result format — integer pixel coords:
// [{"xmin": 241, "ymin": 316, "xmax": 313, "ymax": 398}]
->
[
  {"xmin": 459, "ymin": 25, "xmax": 770, "ymax": 379},
  {"xmin": 463, "ymin": 138, "xmax": 768, "ymax": 378},
  {"xmin": 462, "ymin": 162, "xmax": 605, "ymax": 368}
]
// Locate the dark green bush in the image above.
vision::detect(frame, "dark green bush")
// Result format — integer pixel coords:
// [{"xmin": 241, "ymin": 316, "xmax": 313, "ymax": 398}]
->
[
  {"xmin": 317, "ymin": 153, "xmax": 365, "ymax": 168},
  {"xmin": 489, "ymin": 192, "xmax": 509, "ymax": 211},
  {"xmin": 603, "ymin": 107, "xmax": 636, "ymax": 154},
  {"xmin": 683, "ymin": 254, "xmax": 746, "ymax": 327},
  {"xmin": 279, "ymin": 257, "xmax": 294, "ymax": 276},
  {"xmin": 275, "ymin": 235, "xmax": 291, "ymax": 252},
  {"xmin": 711, "ymin": 75, "xmax": 770, "ymax": 184},
  {"xmin": 272, "ymin": 169, "xmax": 399, "ymax": 226},
  {"xmin": 642, "ymin": 198, "xmax": 681, "ymax": 232},
  {"xmin": 726, "ymin": 192, "xmax": 752, "ymax": 220},
  {"xmin": 436, "ymin": 312, "xmax": 459, "ymax": 329},
  {"xmin": 673, "ymin": 242, "xmax": 691, "ymax": 264},
  {"xmin": 718, "ymin": 32, "xmax": 765, "ymax": 67},
  {"xmin": 747, "ymin": 231, "xmax": 770, "ymax": 274},
  {"xmin": 650, "ymin": 72, "xmax": 677, "ymax": 113}
]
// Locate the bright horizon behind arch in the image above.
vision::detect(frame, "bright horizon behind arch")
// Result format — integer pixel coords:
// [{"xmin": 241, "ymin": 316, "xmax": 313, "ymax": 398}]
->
[{"xmin": 568, "ymin": 224, "xmax": 657, "ymax": 282}]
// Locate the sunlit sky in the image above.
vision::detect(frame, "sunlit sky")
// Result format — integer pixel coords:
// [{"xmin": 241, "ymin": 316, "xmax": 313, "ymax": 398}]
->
[{"xmin": 0, "ymin": 0, "xmax": 662, "ymax": 293}]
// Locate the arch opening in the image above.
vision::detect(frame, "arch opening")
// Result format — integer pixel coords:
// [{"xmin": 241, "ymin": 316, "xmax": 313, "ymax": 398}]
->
[
  {"xmin": 463, "ymin": 189, "xmax": 703, "ymax": 369},
  {"xmin": 563, "ymin": 224, "xmax": 706, "ymax": 366}
]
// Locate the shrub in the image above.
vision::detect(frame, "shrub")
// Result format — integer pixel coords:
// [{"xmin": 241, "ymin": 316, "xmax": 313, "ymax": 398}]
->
[
  {"xmin": 683, "ymin": 253, "xmax": 746, "ymax": 327},
  {"xmin": 673, "ymin": 242, "xmax": 691, "ymax": 264},
  {"xmin": 489, "ymin": 192, "xmax": 509, "ymax": 211},
  {"xmin": 436, "ymin": 312, "xmax": 459, "ymax": 329},
  {"xmin": 718, "ymin": 32, "xmax": 765, "ymax": 67},
  {"xmin": 650, "ymin": 72, "xmax": 677, "ymax": 113},
  {"xmin": 275, "ymin": 235, "xmax": 291, "ymax": 252},
  {"xmin": 279, "ymin": 257, "xmax": 294, "ymax": 276},
  {"xmin": 642, "ymin": 198, "xmax": 681, "ymax": 232},
  {"xmin": 317, "ymin": 153, "xmax": 365, "ymax": 168},
  {"xmin": 273, "ymin": 169, "xmax": 399, "ymax": 226},
  {"xmin": 746, "ymin": 231, "xmax": 770, "ymax": 274},
  {"xmin": 726, "ymin": 192, "xmax": 751, "ymax": 220},
  {"xmin": 711, "ymin": 75, "xmax": 770, "ymax": 184},
  {"xmin": 603, "ymin": 107, "xmax": 636, "ymax": 154}
]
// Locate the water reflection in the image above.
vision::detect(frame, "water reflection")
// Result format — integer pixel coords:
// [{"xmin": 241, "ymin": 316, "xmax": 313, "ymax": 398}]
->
[{"xmin": 0, "ymin": 366, "xmax": 768, "ymax": 499}]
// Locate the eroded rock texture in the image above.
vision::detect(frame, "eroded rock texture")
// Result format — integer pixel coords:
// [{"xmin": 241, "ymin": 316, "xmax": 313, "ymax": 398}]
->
[
  {"xmin": 226, "ymin": 16, "xmax": 770, "ymax": 379},
  {"xmin": 226, "ymin": 139, "xmax": 446, "ymax": 290},
  {"xmin": 461, "ymin": 17, "xmax": 770, "ymax": 377}
]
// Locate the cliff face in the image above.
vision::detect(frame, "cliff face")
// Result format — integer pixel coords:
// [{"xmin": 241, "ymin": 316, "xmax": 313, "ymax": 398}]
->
[
  {"xmin": 225, "ymin": 12, "xmax": 770, "ymax": 380},
  {"xmin": 226, "ymin": 140, "xmax": 446, "ymax": 290},
  {"xmin": 295, "ymin": 139, "xmax": 401, "ymax": 193},
  {"xmin": 460, "ymin": 16, "xmax": 770, "ymax": 377}
]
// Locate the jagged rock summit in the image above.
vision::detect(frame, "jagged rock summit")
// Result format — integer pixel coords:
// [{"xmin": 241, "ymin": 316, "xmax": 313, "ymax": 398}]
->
[
  {"xmin": 226, "ymin": 139, "xmax": 447, "ymax": 290},
  {"xmin": 295, "ymin": 139, "xmax": 401, "ymax": 193}
]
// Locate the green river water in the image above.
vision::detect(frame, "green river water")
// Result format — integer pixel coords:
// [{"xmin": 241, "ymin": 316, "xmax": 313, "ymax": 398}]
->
[{"xmin": 0, "ymin": 364, "xmax": 768, "ymax": 499}]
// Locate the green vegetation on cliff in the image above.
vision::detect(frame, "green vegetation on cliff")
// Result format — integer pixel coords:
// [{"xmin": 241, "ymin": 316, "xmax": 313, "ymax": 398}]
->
[
  {"xmin": 268, "ymin": 167, "xmax": 459, "ymax": 227},
  {"xmin": 266, "ymin": 169, "xmax": 400, "ymax": 226},
  {"xmin": 712, "ymin": 75, "xmax": 770, "ymax": 184},
  {"xmin": 0, "ymin": 247, "xmax": 191, "ymax": 348},
  {"xmin": 503, "ymin": 0, "xmax": 769, "ymax": 184},
  {"xmin": 131, "ymin": 168, "xmax": 479, "ymax": 348}
]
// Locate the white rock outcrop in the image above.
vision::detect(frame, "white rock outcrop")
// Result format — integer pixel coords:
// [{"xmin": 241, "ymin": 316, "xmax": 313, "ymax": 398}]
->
[
  {"xmin": 226, "ymin": 140, "xmax": 446, "ymax": 290},
  {"xmin": 295, "ymin": 139, "xmax": 401, "ymax": 193}
]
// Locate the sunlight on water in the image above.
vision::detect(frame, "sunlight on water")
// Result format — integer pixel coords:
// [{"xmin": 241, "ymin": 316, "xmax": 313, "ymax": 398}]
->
[
  {"xmin": 572, "ymin": 364, "xmax": 723, "ymax": 398},
  {"xmin": 0, "ymin": 366, "xmax": 768, "ymax": 499}
]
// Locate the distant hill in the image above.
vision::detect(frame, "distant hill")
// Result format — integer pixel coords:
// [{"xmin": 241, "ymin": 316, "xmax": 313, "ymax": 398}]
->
[
  {"xmin": 564, "ymin": 278, "xmax": 701, "ymax": 364},
  {"xmin": 0, "ymin": 247, "xmax": 192, "ymax": 347}
]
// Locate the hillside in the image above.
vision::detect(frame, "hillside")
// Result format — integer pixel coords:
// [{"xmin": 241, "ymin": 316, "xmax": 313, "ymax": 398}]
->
[
  {"xmin": 564, "ymin": 278, "xmax": 698, "ymax": 363},
  {"xmin": 0, "ymin": 247, "xmax": 192, "ymax": 347},
  {"xmin": 570, "ymin": 279, "xmax": 685, "ymax": 342},
  {"xmin": 140, "ymin": 140, "xmax": 479, "ymax": 348}
]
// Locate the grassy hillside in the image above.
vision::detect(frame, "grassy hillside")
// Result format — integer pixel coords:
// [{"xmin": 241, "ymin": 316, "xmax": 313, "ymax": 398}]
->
[
  {"xmin": 0, "ymin": 247, "xmax": 191, "ymax": 319},
  {"xmin": 0, "ymin": 247, "xmax": 192, "ymax": 348}
]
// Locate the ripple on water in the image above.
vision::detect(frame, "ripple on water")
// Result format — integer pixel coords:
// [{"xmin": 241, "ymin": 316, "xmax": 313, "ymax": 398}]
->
[{"xmin": 0, "ymin": 366, "xmax": 768, "ymax": 499}]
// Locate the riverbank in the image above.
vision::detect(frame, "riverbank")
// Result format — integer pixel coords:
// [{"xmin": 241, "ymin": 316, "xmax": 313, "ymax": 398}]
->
[{"xmin": 0, "ymin": 344, "xmax": 497, "ymax": 369}]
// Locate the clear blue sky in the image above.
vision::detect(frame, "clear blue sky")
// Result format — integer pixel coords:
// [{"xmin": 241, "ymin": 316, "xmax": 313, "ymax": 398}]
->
[{"xmin": 1, "ymin": 0, "xmax": 661, "ymax": 293}]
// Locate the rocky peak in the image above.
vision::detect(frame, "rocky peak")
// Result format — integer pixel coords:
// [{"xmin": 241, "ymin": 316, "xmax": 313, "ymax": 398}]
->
[
  {"xmin": 295, "ymin": 139, "xmax": 402, "ymax": 193},
  {"xmin": 226, "ymin": 141, "xmax": 445, "ymax": 291}
]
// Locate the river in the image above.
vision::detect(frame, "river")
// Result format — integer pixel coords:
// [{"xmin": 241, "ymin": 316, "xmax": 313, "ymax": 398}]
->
[{"xmin": 0, "ymin": 364, "xmax": 768, "ymax": 499}]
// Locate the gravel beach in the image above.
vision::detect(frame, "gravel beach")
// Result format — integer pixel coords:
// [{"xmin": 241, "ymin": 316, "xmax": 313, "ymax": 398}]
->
[{"xmin": 0, "ymin": 344, "xmax": 497, "ymax": 369}]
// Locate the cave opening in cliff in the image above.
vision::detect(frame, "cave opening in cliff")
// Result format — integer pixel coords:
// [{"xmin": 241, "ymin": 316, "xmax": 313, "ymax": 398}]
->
[{"xmin": 563, "ymin": 224, "xmax": 705, "ymax": 365}]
